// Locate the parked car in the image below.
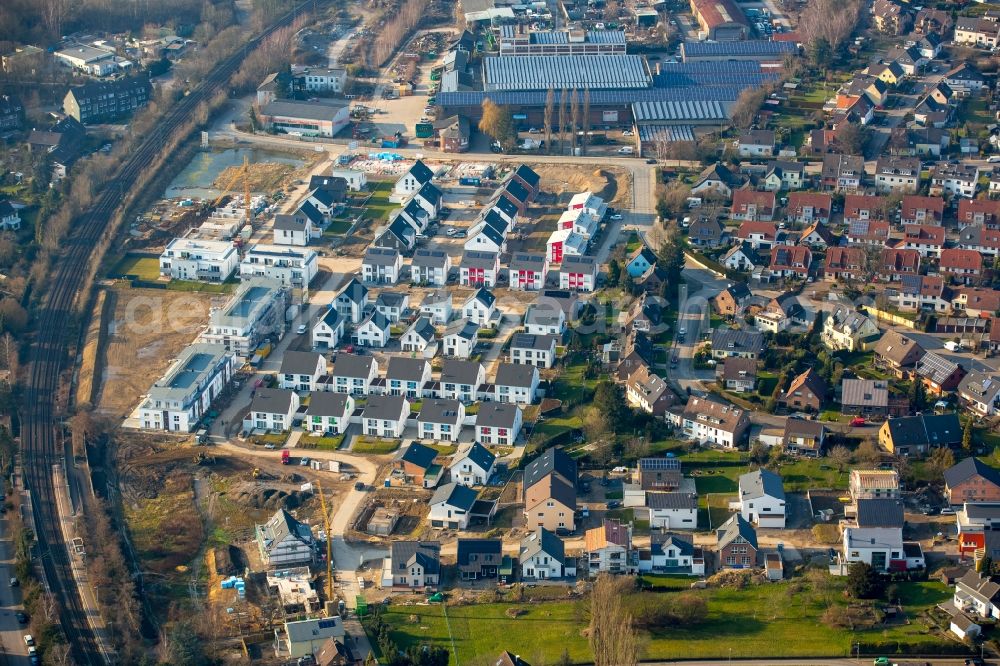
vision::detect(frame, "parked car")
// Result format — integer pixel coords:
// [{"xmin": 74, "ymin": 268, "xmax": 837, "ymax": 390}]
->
[
  {"xmin": 606, "ymin": 500, "xmax": 622, "ymax": 509},
  {"xmin": 850, "ymin": 417, "xmax": 866, "ymax": 427},
  {"xmin": 609, "ymin": 212, "xmax": 623, "ymax": 221},
  {"xmin": 264, "ymin": 443, "xmax": 276, "ymax": 450},
  {"xmin": 296, "ymin": 324, "xmax": 307, "ymax": 335},
  {"xmin": 23, "ymin": 635, "xmax": 33, "ymax": 647}
]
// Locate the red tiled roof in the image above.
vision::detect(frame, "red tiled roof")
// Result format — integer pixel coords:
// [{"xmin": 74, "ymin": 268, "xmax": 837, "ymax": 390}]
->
[
  {"xmin": 731, "ymin": 189, "xmax": 776, "ymax": 214},
  {"xmin": 940, "ymin": 248, "xmax": 984, "ymax": 272},
  {"xmin": 824, "ymin": 246, "xmax": 865, "ymax": 271},
  {"xmin": 956, "ymin": 287, "xmax": 1000, "ymax": 312},
  {"xmin": 844, "ymin": 194, "xmax": 886, "ymax": 219},
  {"xmin": 881, "ymin": 247, "xmax": 921, "ymax": 273},
  {"xmin": 691, "ymin": 0, "xmax": 748, "ymax": 29},
  {"xmin": 737, "ymin": 221, "xmax": 777, "ymax": 240},
  {"xmin": 770, "ymin": 245, "xmax": 812, "ymax": 273},
  {"xmin": 958, "ymin": 199, "xmax": 1000, "ymax": 224},
  {"xmin": 903, "ymin": 224, "xmax": 945, "ymax": 245},
  {"xmin": 901, "ymin": 195, "xmax": 945, "ymax": 222},
  {"xmin": 786, "ymin": 192, "xmax": 832, "ymax": 216}
]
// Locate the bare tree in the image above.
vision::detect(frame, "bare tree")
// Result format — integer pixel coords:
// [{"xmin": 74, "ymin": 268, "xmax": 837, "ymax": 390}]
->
[
  {"xmin": 798, "ymin": 0, "xmax": 862, "ymax": 53},
  {"xmin": 590, "ymin": 575, "xmax": 639, "ymax": 666},
  {"xmin": 544, "ymin": 88, "xmax": 555, "ymax": 155},
  {"xmin": 570, "ymin": 88, "xmax": 580, "ymax": 155},
  {"xmin": 730, "ymin": 87, "xmax": 768, "ymax": 130},
  {"xmin": 557, "ymin": 87, "xmax": 568, "ymax": 155}
]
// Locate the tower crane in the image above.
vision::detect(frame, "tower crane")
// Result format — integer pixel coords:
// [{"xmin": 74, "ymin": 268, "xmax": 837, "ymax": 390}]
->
[
  {"xmin": 315, "ymin": 479, "xmax": 335, "ymax": 614},
  {"xmin": 209, "ymin": 154, "xmax": 254, "ymax": 227}
]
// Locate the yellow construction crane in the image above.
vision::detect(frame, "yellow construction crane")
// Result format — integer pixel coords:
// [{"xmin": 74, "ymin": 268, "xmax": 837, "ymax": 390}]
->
[
  {"xmin": 315, "ymin": 479, "xmax": 335, "ymax": 613},
  {"xmin": 210, "ymin": 154, "xmax": 254, "ymax": 225}
]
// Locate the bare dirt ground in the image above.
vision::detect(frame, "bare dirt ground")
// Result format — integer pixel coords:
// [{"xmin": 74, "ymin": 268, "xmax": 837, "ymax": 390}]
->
[
  {"xmin": 213, "ymin": 161, "xmax": 299, "ymax": 194},
  {"xmin": 94, "ymin": 286, "xmax": 220, "ymax": 418},
  {"xmin": 533, "ymin": 165, "xmax": 631, "ymax": 208}
]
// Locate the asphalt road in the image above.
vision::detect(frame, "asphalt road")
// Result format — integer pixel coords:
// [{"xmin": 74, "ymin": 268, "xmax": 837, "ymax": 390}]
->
[{"xmin": 0, "ymin": 517, "xmax": 28, "ymax": 666}]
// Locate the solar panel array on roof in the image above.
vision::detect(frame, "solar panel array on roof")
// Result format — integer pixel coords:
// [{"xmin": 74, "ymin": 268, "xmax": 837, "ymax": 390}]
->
[
  {"xmin": 586, "ymin": 30, "xmax": 627, "ymax": 44},
  {"xmin": 440, "ymin": 85, "xmax": 746, "ymax": 108},
  {"xmin": 483, "ymin": 55, "xmax": 651, "ymax": 91},
  {"xmin": 681, "ymin": 40, "xmax": 798, "ymax": 58},
  {"xmin": 639, "ymin": 457, "xmax": 681, "ymax": 470},
  {"xmin": 900, "ymin": 274, "xmax": 922, "ymax": 293},
  {"xmin": 633, "ymin": 100, "xmax": 726, "ymax": 122},
  {"xmin": 531, "ymin": 31, "xmax": 569, "ymax": 44},
  {"xmin": 638, "ymin": 125, "xmax": 696, "ymax": 142}
]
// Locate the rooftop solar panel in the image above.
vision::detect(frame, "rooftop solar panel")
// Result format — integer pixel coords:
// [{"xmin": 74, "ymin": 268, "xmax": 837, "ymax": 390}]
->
[
  {"xmin": 681, "ymin": 39, "xmax": 798, "ymax": 58},
  {"xmin": 639, "ymin": 457, "xmax": 681, "ymax": 470},
  {"xmin": 439, "ymin": 85, "xmax": 747, "ymax": 108},
  {"xmin": 483, "ymin": 55, "xmax": 651, "ymax": 91}
]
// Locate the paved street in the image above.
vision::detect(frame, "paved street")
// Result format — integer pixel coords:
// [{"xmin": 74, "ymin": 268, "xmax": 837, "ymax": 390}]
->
[{"xmin": 0, "ymin": 515, "xmax": 27, "ymax": 666}]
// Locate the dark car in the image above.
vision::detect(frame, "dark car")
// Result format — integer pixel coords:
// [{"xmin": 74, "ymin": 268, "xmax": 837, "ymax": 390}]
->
[
  {"xmin": 15, "ymin": 612, "xmax": 27, "ymax": 624},
  {"xmin": 646, "ymin": 158, "xmax": 657, "ymax": 164},
  {"xmin": 606, "ymin": 500, "xmax": 622, "ymax": 509}
]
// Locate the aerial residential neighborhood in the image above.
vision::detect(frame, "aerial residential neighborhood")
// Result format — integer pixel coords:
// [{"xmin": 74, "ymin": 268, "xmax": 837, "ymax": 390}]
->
[{"xmin": 13, "ymin": 0, "xmax": 1000, "ymax": 664}]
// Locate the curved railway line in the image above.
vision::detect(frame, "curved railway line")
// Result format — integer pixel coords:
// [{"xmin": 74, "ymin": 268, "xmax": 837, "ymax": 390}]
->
[{"xmin": 21, "ymin": 3, "xmax": 317, "ymax": 662}]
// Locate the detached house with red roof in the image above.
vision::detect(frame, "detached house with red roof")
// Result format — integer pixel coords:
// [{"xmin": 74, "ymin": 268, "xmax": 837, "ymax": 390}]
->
[
  {"xmin": 953, "ymin": 287, "xmax": 1000, "ymax": 317},
  {"xmin": 901, "ymin": 195, "xmax": 944, "ymax": 225},
  {"xmin": 824, "ymin": 247, "xmax": 866, "ymax": 282},
  {"xmin": 892, "ymin": 274, "xmax": 949, "ymax": 312},
  {"xmin": 786, "ymin": 192, "xmax": 832, "ymax": 225},
  {"xmin": 902, "ymin": 224, "xmax": 946, "ymax": 258},
  {"xmin": 880, "ymin": 248, "xmax": 921, "ymax": 281},
  {"xmin": 844, "ymin": 195, "xmax": 886, "ymax": 224},
  {"xmin": 958, "ymin": 199, "xmax": 1000, "ymax": 227},
  {"xmin": 735, "ymin": 221, "xmax": 779, "ymax": 250},
  {"xmin": 959, "ymin": 225, "xmax": 1000, "ymax": 258},
  {"xmin": 940, "ymin": 248, "xmax": 984, "ymax": 284},
  {"xmin": 731, "ymin": 190, "xmax": 776, "ymax": 222},
  {"xmin": 847, "ymin": 219, "xmax": 891, "ymax": 246},
  {"xmin": 768, "ymin": 246, "xmax": 812, "ymax": 279}
]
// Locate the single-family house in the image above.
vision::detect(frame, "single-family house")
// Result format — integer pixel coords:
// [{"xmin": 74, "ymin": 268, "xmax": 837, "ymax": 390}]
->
[
  {"xmin": 878, "ymin": 412, "xmax": 962, "ymax": 456},
  {"xmin": 443, "ymin": 319, "xmax": 479, "ymax": 359},
  {"xmin": 279, "ymin": 351, "xmax": 326, "ymax": 392},
  {"xmin": 494, "ymin": 362, "xmax": 540, "ymax": 405},
  {"xmin": 248, "ymin": 388, "xmax": 300, "ymax": 432},
  {"xmin": 585, "ymin": 519, "xmax": 636, "ymax": 576},
  {"xmin": 475, "ymin": 402, "xmax": 523, "ymax": 446},
  {"xmin": 395, "ymin": 442, "xmax": 442, "ymax": 488},
  {"xmin": 421, "ymin": 290, "xmax": 453, "ymax": 325},
  {"xmin": 780, "ymin": 368, "xmax": 826, "ymax": 412},
  {"xmin": 739, "ymin": 469, "xmax": 786, "ymax": 528},
  {"xmin": 417, "ymin": 399, "xmax": 465, "ymax": 442},
  {"xmin": 331, "ymin": 353, "xmax": 379, "ymax": 395},
  {"xmin": 383, "ymin": 541, "xmax": 440, "ymax": 589},
  {"xmin": 520, "ymin": 527, "xmax": 573, "ymax": 580},
  {"xmin": 944, "ymin": 457, "xmax": 1000, "ymax": 505},
  {"xmin": 510, "ymin": 333, "xmax": 558, "ymax": 369},
  {"xmin": 256, "ymin": 509, "xmax": 315, "ymax": 567},
  {"xmin": 362, "ymin": 394, "xmax": 409, "ymax": 438},
  {"xmin": 306, "ymin": 392, "xmax": 354, "ymax": 435},
  {"xmin": 355, "ymin": 311, "xmax": 391, "ymax": 349},
  {"xmin": 716, "ymin": 514, "xmax": 758, "ymax": 569},
  {"xmin": 401, "ymin": 317, "xmax": 437, "ymax": 354},
  {"xmin": 460, "ymin": 251, "xmax": 500, "ymax": 288},
  {"xmin": 450, "ymin": 442, "xmax": 496, "ymax": 486},
  {"xmin": 822, "ymin": 305, "xmax": 880, "ymax": 352},
  {"xmin": 440, "ymin": 359, "xmax": 485, "ymax": 402}
]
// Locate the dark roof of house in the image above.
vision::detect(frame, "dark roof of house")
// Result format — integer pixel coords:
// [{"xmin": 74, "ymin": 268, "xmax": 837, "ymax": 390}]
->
[
  {"xmin": 472, "ymin": 287, "xmax": 496, "ymax": 309},
  {"xmin": 514, "ymin": 164, "xmax": 541, "ymax": 188},
  {"xmin": 297, "ymin": 200, "xmax": 325, "ymax": 225},
  {"xmin": 386, "ymin": 356, "xmax": 429, "ymax": 383},
  {"xmin": 739, "ymin": 469, "xmax": 785, "ymax": 501},
  {"xmin": 476, "ymin": 401, "xmax": 521, "ymax": 428},
  {"xmin": 315, "ymin": 638, "xmax": 354, "ymax": 666},
  {"xmin": 430, "ymin": 482, "xmax": 478, "ymax": 511},
  {"xmin": 400, "ymin": 442, "xmax": 438, "ymax": 469},
  {"xmin": 406, "ymin": 317, "xmax": 436, "ymax": 342},
  {"xmin": 495, "ymin": 362, "xmax": 537, "ymax": 388},
  {"xmin": 462, "ymin": 250, "xmax": 499, "ymax": 270},
  {"xmin": 408, "ymin": 159, "xmax": 434, "ymax": 184},
  {"xmin": 273, "ymin": 212, "xmax": 310, "ymax": 232},
  {"xmin": 336, "ymin": 278, "xmax": 368, "ymax": 304},
  {"xmin": 375, "ymin": 291, "xmax": 407, "ymax": 309},
  {"xmin": 512, "ymin": 332, "xmax": 558, "ymax": 351},
  {"xmin": 331, "ymin": 352, "xmax": 375, "ymax": 379},
  {"xmin": 710, "ymin": 328, "xmax": 765, "ymax": 354},
  {"xmin": 441, "ymin": 359, "xmax": 483, "ymax": 386},
  {"xmin": 457, "ymin": 538, "xmax": 502, "ymax": 566},
  {"xmin": 359, "ymin": 309, "xmax": 390, "ymax": 331},
  {"xmin": 944, "ymin": 457, "xmax": 1000, "ymax": 490},
  {"xmin": 280, "ymin": 350, "xmax": 324, "ymax": 376},
  {"xmin": 418, "ymin": 399, "xmax": 463, "ymax": 424},
  {"xmin": 445, "ymin": 318, "xmax": 479, "ymax": 340},
  {"xmin": 647, "ymin": 492, "xmax": 698, "ymax": 510},
  {"xmin": 473, "ymin": 222, "xmax": 505, "ymax": 248},
  {"xmin": 362, "ymin": 394, "xmax": 406, "ymax": 421},
  {"xmin": 416, "ymin": 181, "xmax": 443, "ymax": 205},
  {"xmin": 364, "ymin": 246, "xmax": 400, "ymax": 267},
  {"xmin": 249, "ymin": 388, "xmax": 295, "ymax": 415},
  {"xmin": 854, "ymin": 498, "xmax": 905, "ymax": 528},
  {"xmin": 390, "ymin": 540, "xmax": 441, "ymax": 574},
  {"xmin": 412, "ymin": 248, "xmax": 450, "ymax": 268},
  {"xmin": 379, "ymin": 217, "xmax": 416, "ymax": 248},
  {"xmin": 717, "ymin": 513, "xmax": 757, "ymax": 550},
  {"xmin": 886, "ymin": 413, "xmax": 962, "ymax": 450},
  {"xmin": 520, "ymin": 527, "xmax": 564, "ymax": 562},
  {"xmin": 504, "ymin": 178, "xmax": 530, "ymax": 204},
  {"xmin": 67, "ymin": 75, "xmax": 152, "ymax": 103},
  {"xmin": 458, "ymin": 442, "xmax": 496, "ymax": 472},
  {"xmin": 307, "ymin": 391, "xmax": 351, "ymax": 417},
  {"xmin": 492, "ymin": 193, "xmax": 519, "ymax": 219},
  {"xmin": 524, "ymin": 446, "xmax": 577, "ymax": 489}
]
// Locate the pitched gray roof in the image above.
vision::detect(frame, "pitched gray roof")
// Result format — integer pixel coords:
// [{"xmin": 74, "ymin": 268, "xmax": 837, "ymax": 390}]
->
[
  {"xmin": 406, "ymin": 317, "xmax": 436, "ymax": 342},
  {"xmin": 364, "ymin": 246, "xmax": 400, "ymax": 267},
  {"xmin": 494, "ymin": 362, "xmax": 537, "ymax": 388},
  {"xmin": 520, "ymin": 526, "xmax": 564, "ymax": 561},
  {"xmin": 418, "ymin": 399, "xmax": 463, "ymax": 424},
  {"xmin": 362, "ymin": 394, "xmax": 406, "ymax": 421},
  {"xmin": 387, "ymin": 356, "xmax": 429, "ymax": 383},
  {"xmin": 476, "ymin": 402, "xmax": 520, "ymax": 428},
  {"xmin": 944, "ymin": 457, "xmax": 1000, "ymax": 490},
  {"xmin": 332, "ymin": 352, "xmax": 376, "ymax": 379},
  {"xmin": 739, "ymin": 469, "xmax": 785, "ymax": 501},
  {"xmin": 249, "ymin": 387, "xmax": 296, "ymax": 415},
  {"xmin": 512, "ymin": 332, "xmax": 558, "ymax": 351},
  {"xmin": 336, "ymin": 278, "xmax": 368, "ymax": 305},
  {"xmin": 307, "ymin": 392, "xmax": 351, "ymax": 418},
  {"xmin": 458, "ymin": 442, "xmax": 496, "ymax": 472},
  {"xmin": 280, "ymin": 350, "xmax": 324, "ymax": 376},
  {"xmin": 430, "ymin": 482, "xmax": 478, "ymax": 511},
  {"xmin": 412, "ymin": 248, "xmax": 449, "ymax": 268},
  {"xmin": 524, "ymin": 446, "xmax": 576, "ymax": 489},
  {"xmin": 390, "ymin": 540, "xmax": 441, "ymax": 574},
  {"xmin": 716, "ymin": 513, "xmax": 758, "ymax": 550},
  {"xmin": 710, "ymin": 328, "xmax": 765, "ymax": 355},
  {"xmin": 445, "ymin": 319, "xmax": 479, "ymax": 340},
  {"xmin": 647, "ymin": 492, "xmax": 698, "ymax": 510},
  {"xmin": 258, "ymin": 508, "xmax": 313, "ymax": 554},
  {"xmin": 441, "ymin": 359, "xmax": 484, "ymax": 386},
  {"xmin": 401, "ymin": 442, "xmax": 438, "ymax": 468},
  {"xmin": 462, "ymin": 250, "xmax": 499, "ymax": 270},
  {"xmin": 854, "ymin": 498, "xmax": 905, "ymax": 528},
  {"xmin": 841, "ymin": 379, "xmax": 889, "ymax": 408}
]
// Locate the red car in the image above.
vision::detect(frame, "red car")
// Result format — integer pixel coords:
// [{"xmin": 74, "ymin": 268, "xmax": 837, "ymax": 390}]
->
[{"xmin": 850, "ymin": 417, "xmax": 866, "ymax": 427}]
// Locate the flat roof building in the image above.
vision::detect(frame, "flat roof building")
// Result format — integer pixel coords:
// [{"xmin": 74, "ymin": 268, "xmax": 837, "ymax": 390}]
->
[{"xmin": 138, "ymin": 343, "xmax": 236, "ymax": 432}]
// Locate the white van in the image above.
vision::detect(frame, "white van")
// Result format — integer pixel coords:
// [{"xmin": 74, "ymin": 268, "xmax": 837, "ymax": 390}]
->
[{"xmin": 617, "ymin": 146, "xmax": 634, "ymax": 154}]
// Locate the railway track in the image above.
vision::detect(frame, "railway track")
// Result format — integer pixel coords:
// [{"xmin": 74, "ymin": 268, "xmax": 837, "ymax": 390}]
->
[{"xmin": 20, "ymin": 3, "xmax": 317, "ymax": 663}]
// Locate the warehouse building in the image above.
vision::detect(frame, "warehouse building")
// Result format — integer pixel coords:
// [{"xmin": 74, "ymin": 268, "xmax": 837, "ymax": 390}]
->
[
  {"xmin": 689, "ymin": 0, "xmax": 749, "ymax": 40},
  {"xmin": 680, "ymin": 40, "xmax": 798, "ymax": 63},
  {"xmin": 258, "ymin": 99, "xmax": 350, "ymax": 138},
  {"xmin": 498, "ymin": 26, "xmax": 627, "ymax": 56},
  {"xmin": 483, "ymin": 55, "xmax": 651, "ymax": 91}
]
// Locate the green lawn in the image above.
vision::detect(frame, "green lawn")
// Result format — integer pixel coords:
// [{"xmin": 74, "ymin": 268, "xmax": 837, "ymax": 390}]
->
[
  {"xmin": 324, "ymin": 218, "xmax": 352, "ymax": 235},
  {"xmin": 111, "ymin": 254, "xmax": 161, "ymax": 280},
  {"xmin": 299, "ymin": 435, "xmax": 345, "ymax": 450},
  {"xmin": 353, "ymin": 438, "xmax": 401, "ymax": 454},
  {"xmin": 360, "ymin": 180, "xmax": 397, "ymax": 222},
  {"xmin": 776, "ymin": 458, "xmax": 849, "ymax": 492},
  {"xmin": 380, "ymin": 580, "xmax": 960, "ymax": 664}
]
